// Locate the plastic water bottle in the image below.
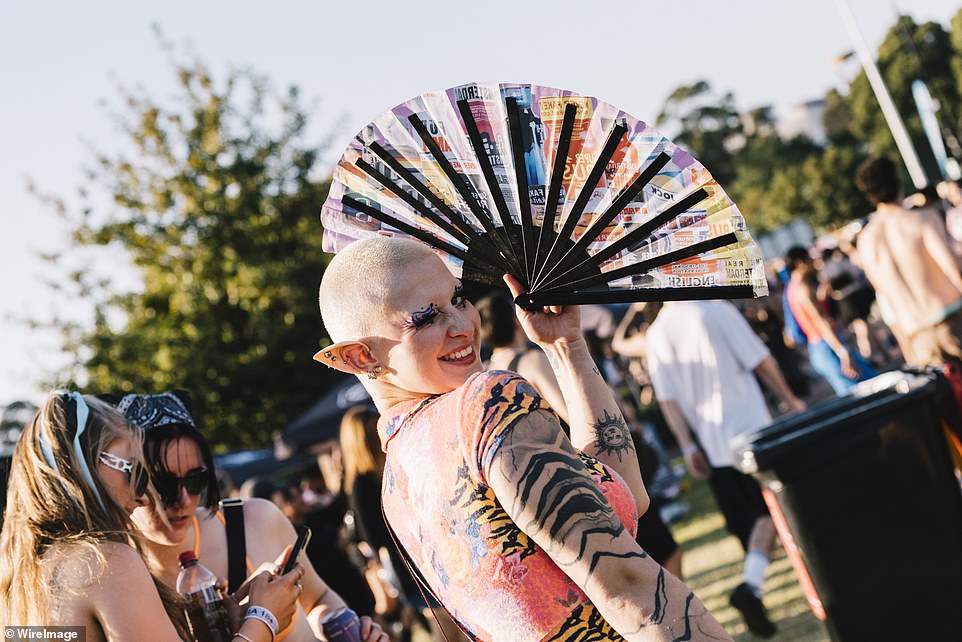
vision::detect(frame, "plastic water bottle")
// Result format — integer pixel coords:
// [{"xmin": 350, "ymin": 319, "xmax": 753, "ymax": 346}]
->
[{"xmin": 176, "ymin": 551, "xmax": 233, "ymax": 642}]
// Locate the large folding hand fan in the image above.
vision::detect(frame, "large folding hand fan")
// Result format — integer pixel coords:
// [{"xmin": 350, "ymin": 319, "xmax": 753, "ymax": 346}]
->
[{"xmin": 321, "ymin": 82, "xmax": 768, "ymax": 309}]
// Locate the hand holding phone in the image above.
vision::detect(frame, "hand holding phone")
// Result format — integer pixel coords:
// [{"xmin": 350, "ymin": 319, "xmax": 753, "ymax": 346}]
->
[{"xmin": 281, "ymin": 525, "xmax": 312, "ymax": 575}]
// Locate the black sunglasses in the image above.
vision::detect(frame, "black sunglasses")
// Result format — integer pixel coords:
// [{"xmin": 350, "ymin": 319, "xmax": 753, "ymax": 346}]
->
[
  {"xmin": 153, "ymin": 468, "xmax": 209, "ymax": 506},
  {"xmin": 99, "ymin": 451, "xmax": 149, "ymax": 497}
]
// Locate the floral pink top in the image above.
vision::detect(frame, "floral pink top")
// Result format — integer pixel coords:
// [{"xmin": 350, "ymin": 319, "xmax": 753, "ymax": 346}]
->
[{"xmin": 378, "ymin": 371, "xmax": 638, "ymax": 641}]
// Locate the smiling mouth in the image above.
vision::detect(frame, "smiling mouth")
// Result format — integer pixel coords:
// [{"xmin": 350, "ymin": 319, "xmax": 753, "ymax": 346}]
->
[{"xmin": 440, "ymin": 345, "xmax": 475, "ymax": 362}]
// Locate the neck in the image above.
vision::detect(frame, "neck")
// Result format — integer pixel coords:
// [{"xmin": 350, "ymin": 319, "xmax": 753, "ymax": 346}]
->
[
  {"xmin": 368, "ymin": 380, "xmax": 433, "ymax": 414},
  {"xmin": 876, "ymin": 201, "xmax": 904, "ymax": 215},
  {"xmin": 141, "ymin": 519, "xmax": 196, "ymax": 586}
]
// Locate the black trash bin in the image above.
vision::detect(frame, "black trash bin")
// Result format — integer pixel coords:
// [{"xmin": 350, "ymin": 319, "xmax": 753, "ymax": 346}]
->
[{"xmin": 731, "ymin": 371, "xmax": 962, "ymax": 642}]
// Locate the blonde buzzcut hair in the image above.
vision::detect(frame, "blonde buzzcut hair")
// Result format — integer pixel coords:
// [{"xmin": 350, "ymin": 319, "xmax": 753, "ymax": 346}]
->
[{"xmin": 319, "ymin": 237, "xmax": 437, "ymax": 342}]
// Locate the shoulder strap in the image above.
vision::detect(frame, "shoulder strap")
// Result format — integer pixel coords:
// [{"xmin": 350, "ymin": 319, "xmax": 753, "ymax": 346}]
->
[
  {"xmin": 220, "ymin": 498, "xmax": 247, "ymax": 594},
  {"xmin": 381, "ymin": 505, "xmax": 478, "ymax": 642},
  {"xmin": 507, "ymin": 350, "xmax": 524, "ymax": 372}
]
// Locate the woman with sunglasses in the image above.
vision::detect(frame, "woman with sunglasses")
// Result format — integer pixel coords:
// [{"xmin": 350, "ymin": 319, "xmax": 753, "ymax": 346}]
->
[
  {"xmin": 116, "ymin": 391, "xmax": 388, "ymax": 642},
  {"xmin": 0, "ymin": 391, "xmax": 300, "ymax": 642}
]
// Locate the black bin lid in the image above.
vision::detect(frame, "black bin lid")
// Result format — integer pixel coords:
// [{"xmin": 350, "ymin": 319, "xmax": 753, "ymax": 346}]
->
[{"xmin": 731, "ymin": 371, "xmax": 939, "ymax": 474}]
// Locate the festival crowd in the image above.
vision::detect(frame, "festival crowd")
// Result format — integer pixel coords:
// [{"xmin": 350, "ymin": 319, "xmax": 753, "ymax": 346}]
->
[{"xmin": 3, "ymin": 157, "xmax": 962, "ymax": 641}]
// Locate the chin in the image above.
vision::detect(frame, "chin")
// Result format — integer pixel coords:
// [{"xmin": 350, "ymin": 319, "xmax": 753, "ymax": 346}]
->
[
  {"xmin": 161, "ymin": 528, "xmax": 188, "ymax": 546},
  {"xmin": 444, "ymin": 366, "xmax": 483, "ymax": 391}
]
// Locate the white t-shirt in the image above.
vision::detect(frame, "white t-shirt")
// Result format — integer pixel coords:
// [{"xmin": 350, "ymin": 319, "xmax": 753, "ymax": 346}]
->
[{"xmin": 647, "ymin": 300, "xmax": 771, "ymax": 467}]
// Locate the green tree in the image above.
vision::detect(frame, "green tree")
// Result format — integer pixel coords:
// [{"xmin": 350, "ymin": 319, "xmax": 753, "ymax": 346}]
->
[
  {"xmin": 799, "ymin": 145, "xmax": 872, "ymax": 228},
  {"xmin": 823, "ymin": 88, "xmax": 855, "ymax": 145},
  {"xmin": 947, "ymin": 7, "xmax": 962, "ymax": 157},
  {"xmin": 727, "ymin": 116, "xmax": 823, "ymax": 233},
  {"xmin": 656, "ymin": 12, "xmax": 962, "ymax": 235},
  {"xmin": 44, "ymin": 49, "xmax": 337, "ymax": 449},
  {"xmin": 656, "ymin": 80, "xmax": 743, "ymax": 185},
  {"xmin": 846, "ymin": 15, "xmax": 960, "ymax": 182}
]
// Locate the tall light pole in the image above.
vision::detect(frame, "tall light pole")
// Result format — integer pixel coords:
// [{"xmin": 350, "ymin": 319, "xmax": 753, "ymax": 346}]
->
[{"xmin": 834, "ymin": 0, "xmax": 928, "ymax": 190}]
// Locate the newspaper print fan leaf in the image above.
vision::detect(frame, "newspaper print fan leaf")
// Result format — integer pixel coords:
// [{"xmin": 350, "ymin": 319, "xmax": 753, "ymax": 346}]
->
[{"xmin": 321, "ymin": 82, "xmax": 768, "ymax": 309}]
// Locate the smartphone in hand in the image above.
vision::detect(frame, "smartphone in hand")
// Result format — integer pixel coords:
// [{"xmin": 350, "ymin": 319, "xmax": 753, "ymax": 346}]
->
[{"xmin": 281, "ymin": 525, "xmax": 312, "ymax": 575}]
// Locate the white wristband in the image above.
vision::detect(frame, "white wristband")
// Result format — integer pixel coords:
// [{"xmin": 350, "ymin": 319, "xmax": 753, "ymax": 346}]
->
[
  {"xmin": 245, "ymin": 606, "xmax": 278, "ymax": 640},
  {"xmin": 682, "ymin": 443, "xmax": 699, "ymax": 456}
]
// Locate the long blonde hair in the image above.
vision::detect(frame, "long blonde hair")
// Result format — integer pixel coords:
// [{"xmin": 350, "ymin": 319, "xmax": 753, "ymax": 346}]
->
[
  {"xmin": 0, "ymin": 393, "xmax": 187, "ymax": 635},
  {"xmin": 339, "ymin": 405, "xmax": 384, "ymax": 492}
]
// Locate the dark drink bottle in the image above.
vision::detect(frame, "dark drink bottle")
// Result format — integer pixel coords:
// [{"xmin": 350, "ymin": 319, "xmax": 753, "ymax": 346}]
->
[
  {"xmin": 321, "ymin": 607, "xmax": 361, "ymax": 642},
  {"xmin": 176, "ymin": 551, "xmax": 233, "ymax": 642}
]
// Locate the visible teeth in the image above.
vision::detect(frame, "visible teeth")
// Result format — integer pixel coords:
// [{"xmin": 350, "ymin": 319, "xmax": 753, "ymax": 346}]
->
[{"xmin": 441, "ymin": 346, "xmax": 473, "ymax": 361}]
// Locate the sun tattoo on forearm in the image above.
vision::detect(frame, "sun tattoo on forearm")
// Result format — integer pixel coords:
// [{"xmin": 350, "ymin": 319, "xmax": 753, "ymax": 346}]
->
[{"xmin": 592, "ymin": 409, "xmax": 633, "ymax": 461}]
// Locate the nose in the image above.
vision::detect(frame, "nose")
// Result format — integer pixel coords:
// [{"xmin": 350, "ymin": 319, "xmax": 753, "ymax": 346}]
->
[
  {"xmin": 172, "ymin": 484, "xmax": 190, "ymax": 508},
  {"xmin": 447, "ymin": 308, "xmax": 474, "ymax": 337}
]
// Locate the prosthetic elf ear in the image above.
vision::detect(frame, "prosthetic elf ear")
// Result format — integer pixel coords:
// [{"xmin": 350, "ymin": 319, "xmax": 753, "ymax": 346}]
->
[{"xmin": 313, "ymin": 341, "xmax": 379, "ymax": 377}]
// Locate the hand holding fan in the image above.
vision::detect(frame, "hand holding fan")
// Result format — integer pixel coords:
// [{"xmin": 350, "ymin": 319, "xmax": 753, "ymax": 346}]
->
[{"xmin": 321, "ymin": 82, "xmax": 767, "ymax": 308}]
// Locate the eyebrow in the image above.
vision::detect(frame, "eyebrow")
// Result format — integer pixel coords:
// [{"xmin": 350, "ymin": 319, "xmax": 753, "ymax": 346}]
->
[{"xmin": 401, "ymin": 302, "xmax": 440, "ymax": 329}]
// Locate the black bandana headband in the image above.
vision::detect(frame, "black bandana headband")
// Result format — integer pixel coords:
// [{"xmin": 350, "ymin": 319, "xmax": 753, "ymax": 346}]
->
[{"xmin": 116, "ymin": 392, "xmax": 195, "ymax": 431}]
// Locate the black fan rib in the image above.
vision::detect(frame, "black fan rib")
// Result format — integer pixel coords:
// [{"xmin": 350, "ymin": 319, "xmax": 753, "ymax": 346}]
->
[
  {"xmin": 534, "ymin": 103, "xmax": 578, "ymax": 278},
  {"xmin": 542, "ymin": 232, "xmax": 742, "ymax": 293},
  {"xmin": 536, "ymin": 122, "xmax": 628, "ymax": 284},
  {"xmin": 455, "ymin": 101, "xmax": 516, "ymax": 236},
  {"xmin": 340, "ymin": 195, "xmax": 468, "ymax": 261},
  {"xmin": 455, "ymin": 99, "xmax": 526, "ymax": 284},
  {"xmin": 504, "ymin": 96, "xmax": 535, "ymax": 284},
  {"xmin": 539, "ymin": 187, "xmax": 710, "ymax": 290},
  {"xmin": 407, "ymin": 114, "xmax": 520, "ymax": 276},
  {"xmin": 366, "ymin": 142, "xmax": 481, "ymax": 241},
  {"xmin": 355, "ymin": 158, "xmax": 473, "ymax": 247},
  {"xmin": 534, "ymin": 151, "xmax": 671, "ymax": 289},
  {"xmin": 518, "ymin": 285, "xmax": 756, "ymax": 308},
  {"xmin": 365, "ymin": 142, "xmax": 508, "ymax": 271}
]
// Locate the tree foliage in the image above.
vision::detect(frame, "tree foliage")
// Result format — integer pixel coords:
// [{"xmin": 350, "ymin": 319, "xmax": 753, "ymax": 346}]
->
[
  {"xmin": 846, "ymin": 16, "xmax": 960, "ymax": 179},
  {"xmin": 656, "ymin": 81, "xmax": 742, "ymax": 186},
  {"xmin": 48, "ymin": 51, "xmax": 337, "ymax": 449},
  {"xmin": 656, "ymin": 12, "xmax": 961, "ymax": 234},
  {"xmin": 656, "ymin": 80, "xmax": 833, "ymax": 232}
]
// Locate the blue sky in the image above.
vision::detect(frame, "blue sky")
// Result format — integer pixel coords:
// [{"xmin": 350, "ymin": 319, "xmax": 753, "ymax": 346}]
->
[{"xmin": 2, "ymin": 0, "xmax": 960, "ymax": 406}]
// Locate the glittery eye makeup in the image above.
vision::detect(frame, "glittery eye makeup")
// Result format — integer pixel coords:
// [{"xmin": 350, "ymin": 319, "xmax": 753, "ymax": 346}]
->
[
  {"xmin": 452, "ymin": 284, "xmax": 465, "ymax": 307},
  {"xmin": 402, "ymin": 302, "xmax": 441, "ymax": 330}
]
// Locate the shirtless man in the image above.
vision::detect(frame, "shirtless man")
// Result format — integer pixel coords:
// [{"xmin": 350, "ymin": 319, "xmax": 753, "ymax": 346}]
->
[{"xmin": 855, "ymin": 157, "xmax": 962, "ymax": 366}]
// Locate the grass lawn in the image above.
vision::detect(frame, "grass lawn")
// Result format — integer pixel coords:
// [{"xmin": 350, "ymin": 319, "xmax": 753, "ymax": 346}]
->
[{"xmin": 672, "ymin": 472, "xmax": 829, "ymax": 641}]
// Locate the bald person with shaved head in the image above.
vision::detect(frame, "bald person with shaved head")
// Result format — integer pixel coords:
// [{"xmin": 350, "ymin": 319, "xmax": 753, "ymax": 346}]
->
[{"xmin": 315, "ymin": 237, "xmax": 730, "ymax": 641}]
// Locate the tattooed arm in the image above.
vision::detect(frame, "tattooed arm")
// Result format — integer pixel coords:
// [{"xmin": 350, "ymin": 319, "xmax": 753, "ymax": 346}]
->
[
  {"xmin": 504, "ymin": 275, "xmax": 647, "ymax": 513},
  {"xmin": 487, "ymin": 409, "xmax": 732, "ymax": 642},
  {"xmin": 517, "ymin": 348, "xmax": 570, "ymax": 425}
]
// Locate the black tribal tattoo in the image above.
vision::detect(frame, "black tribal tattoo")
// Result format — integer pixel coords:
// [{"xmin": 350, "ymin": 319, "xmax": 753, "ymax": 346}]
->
[
  {"xmin": 591, "ymin": 409, "xmax": 633, "ymax": 461},
  {"xmin": 492, "ymin": 411, "xmax": 730, "ymax": 641},
  {"xmin": 502, "ymin": 416, "xmax": 627, "ymax": 567}
]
